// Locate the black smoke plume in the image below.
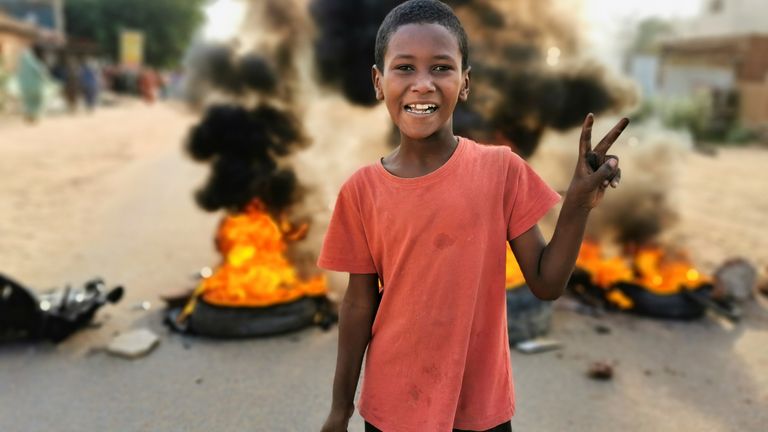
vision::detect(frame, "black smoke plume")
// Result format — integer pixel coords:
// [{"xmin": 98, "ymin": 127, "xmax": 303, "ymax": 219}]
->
[
  {"xmin": 184, "ymin": 43, "xmax": 277, "ymax": 105},
  {"xmin": 186, "ymin": 104, "xmax": 307, "ymax": 214},
  {"xmin": 310, "ymin": 0, "xmax": 404, "ymax": 106}
]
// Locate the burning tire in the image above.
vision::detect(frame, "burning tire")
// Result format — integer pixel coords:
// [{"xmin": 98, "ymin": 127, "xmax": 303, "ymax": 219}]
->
[
  {"xmin": 506, "ymin": 286, "xmax": 552, "ymax": 344},
  {"xmin": 613, "ymin": 282, "xmax": 710, "ymax": 320},
  {"xmin": 185, "ymin": 296, "xmax": 330, "ymax": 338}
]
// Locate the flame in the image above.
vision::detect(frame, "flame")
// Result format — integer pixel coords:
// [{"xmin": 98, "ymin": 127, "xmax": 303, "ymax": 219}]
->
[
  {"xmin": 576, "ymin": 240, "xmax": 710, "ymax": 309},
  {"xmin": 197, "ymin": 200, "xmax": 327, "ymax": 307},
  {"xmin": 505, "ymin": 244, "xmax": 526, "ymax": 289},
  {"xmin": 505, "ymin": 240, "xmax": 709, "ymax": 305}
]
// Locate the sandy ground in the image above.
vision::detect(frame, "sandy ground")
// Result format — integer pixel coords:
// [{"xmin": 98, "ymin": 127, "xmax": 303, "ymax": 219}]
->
[{"xmin": 0, "ymin": 102, "xmax": 766, "ymax": 431}]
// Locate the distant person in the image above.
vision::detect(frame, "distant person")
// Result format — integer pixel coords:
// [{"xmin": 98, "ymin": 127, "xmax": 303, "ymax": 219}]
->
[
  {"xmin": 138, "ymin": 68, "xmax": 157, "ymax": 103},
  {"xmin": 79, "ymin": 58, "xmax": 100, "ymax": 110},
  {"xmin": 317, "ymin": 1, "xmax": 628, "ymax": 431},
  {"xmin": 16, "ymin": 45, "xmax": 50, "ymax": 122},
  {"xmin": 51, "ymin": 52, "xmax": 82, "ymax": 112}
]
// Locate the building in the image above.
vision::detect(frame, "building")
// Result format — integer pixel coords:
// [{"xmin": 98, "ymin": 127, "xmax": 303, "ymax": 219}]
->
[
  {"xmin": 0, "ymin": 10, "xmax": 41, "ymax": 69},
  {"xmin": 0, "ymin": 0, "xmax": 64, "ymax": 36},
  {"xmin": 627, "ymin": 0, "xmax": 768, "ymax": 128},
  {"xmin": 680, "ymin": 0, "xmax": 768, "ymax": 39},
  {"xmin": 659, "ymin": 34, "xmax": 768, "ymax": 127}
]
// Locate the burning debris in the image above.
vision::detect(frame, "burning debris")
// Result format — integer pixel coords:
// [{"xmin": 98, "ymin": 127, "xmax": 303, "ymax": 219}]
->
[
  {"xmin": 568, "ymin": 240, "xmax": 718, "ymax": 320},
  {"xmin": 518, "ymin": 123, "xmax": 746, "ymax": 321},
  {"xmin": 175, "ymin": 0, "xmax": 336, "ymax": 338},
  {"xmin": 0, "ymin": 274, "xmax": 123, "ymax": 343},
  {"xmin": 167, "ymin": 201, "xmax": 335, "ymax": 337},
  {"xmin": 186, "ymin": 201, "xmax": 325, "ymax": 308}
]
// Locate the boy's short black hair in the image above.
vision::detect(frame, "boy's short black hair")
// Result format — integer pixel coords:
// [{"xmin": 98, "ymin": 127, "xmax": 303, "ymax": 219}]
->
[{"xmin": 375, "ymin": 0, "xmax": 469, "ymax": 72}]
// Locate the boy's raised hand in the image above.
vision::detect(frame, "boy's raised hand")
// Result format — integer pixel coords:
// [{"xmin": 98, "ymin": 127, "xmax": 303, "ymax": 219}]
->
[{"xmin": 567, "ymin": 113, "xmax": 628, "ymax": 209}]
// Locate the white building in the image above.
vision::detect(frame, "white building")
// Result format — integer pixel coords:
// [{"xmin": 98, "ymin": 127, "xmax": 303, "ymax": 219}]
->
[{"xmin": 680, "ymin": 0, "xmax": 768, "ymax": 38}]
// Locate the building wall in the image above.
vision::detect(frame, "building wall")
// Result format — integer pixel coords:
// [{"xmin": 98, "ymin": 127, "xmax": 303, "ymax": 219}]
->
[
  {"xmin": 628, "ymin": 55, "xmax": 660, "ymax": 98},
  {"xmin": 659, "ymin": 64, "xmax": 734, "ymax": 98},
  {"xmin": 738, "ymin": 80, "xmax": 768, "ymax": 127},
  {"xmin": 0, "ymin": 32, "xmax": 31, "ymax": 70},
  {"xmin": 0, "ymin": 0, "xmax": 62, "ymax": 33},
  {"xmin": 659, "ymin": 34, "xmax": 768, "ymax": 126},
  {"xmin": 682, "ymin": 0, "xmax": 768, "ymax": 37}
]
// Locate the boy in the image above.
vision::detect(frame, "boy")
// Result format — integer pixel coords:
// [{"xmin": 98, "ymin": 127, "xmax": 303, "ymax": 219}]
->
[{"xmin": 318, "ymin": 1, "xmax": 627, "ymax": 431}]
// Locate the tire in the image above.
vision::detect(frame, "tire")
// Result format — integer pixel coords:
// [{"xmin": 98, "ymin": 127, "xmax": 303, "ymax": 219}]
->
[
  {"xmin": 613, "ymin": 282, "xmax": 708, "ymax": 320},
  {"xmin": 506, "ymin": 285, "xmax": 552, "ymax": 344},
  {"xmin": 188, "ymin": 296, "xmax": 320, "ymax": 338}
]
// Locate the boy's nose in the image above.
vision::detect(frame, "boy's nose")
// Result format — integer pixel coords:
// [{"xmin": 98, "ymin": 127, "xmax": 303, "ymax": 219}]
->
[{"xmin": 410, "ymin": 74, "xmax": 436, "ymax": 93}]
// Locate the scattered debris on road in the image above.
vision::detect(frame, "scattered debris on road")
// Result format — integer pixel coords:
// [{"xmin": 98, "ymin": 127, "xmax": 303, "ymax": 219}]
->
[
  {"xmin": 594, "ymin": 324, "xmax": 612, "ymax": 334},
  {"xmin": 132, "ymin": 301, "xmax": 152, "ymax": 311},
  {"xmin": 714, "ymin": 258, "xmax": 756, "ymax": 301},
  {"xmin": 106, "ymin": 328, "xmax": 159, "ymax": 359},
  {"xmin": 587, "ymin": 361, "xmax": 614, "ymax": 380},
  {"xmin": 515, "ymin": 338, "xmax": 562, "ymax": 354},
  {"xmin": 0, "ymin": 274, "xmax": 123, "ymax": 343}
]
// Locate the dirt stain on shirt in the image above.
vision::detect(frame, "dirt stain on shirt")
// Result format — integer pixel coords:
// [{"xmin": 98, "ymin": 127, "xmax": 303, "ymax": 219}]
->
[{"xmin": 433, "ymin": 233, "xmax": 455, "ymax": 250}]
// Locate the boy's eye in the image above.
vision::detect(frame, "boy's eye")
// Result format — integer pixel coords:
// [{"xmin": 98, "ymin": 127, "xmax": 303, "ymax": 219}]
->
[
  {"xmin": 433, "ymin": 65, "xmax": 452, "ymax": 72},
  {"xmin": 395, "ymin": 65, "xmax": 414, "ymax": 71}
]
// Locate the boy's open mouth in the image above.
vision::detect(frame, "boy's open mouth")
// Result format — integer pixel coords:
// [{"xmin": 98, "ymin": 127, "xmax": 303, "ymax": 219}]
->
[{"xmin": 404, "ymin": 103, "xmax": 438, "ymax": 115}]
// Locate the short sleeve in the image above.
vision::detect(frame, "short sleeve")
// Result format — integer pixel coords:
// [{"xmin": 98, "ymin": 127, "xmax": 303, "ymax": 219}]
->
[
  {"xmin": 503, "ymin": 149, "xmax": 561, "ymax": 240},
  {"xmin": 317, "ymin": 180, "xmax": 377, "ymax": 274}
]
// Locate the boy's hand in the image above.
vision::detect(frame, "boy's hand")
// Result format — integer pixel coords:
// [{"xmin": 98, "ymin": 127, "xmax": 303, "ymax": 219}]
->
[
  {"xmin": 319, "ymin": 406, "xmax": 353, "ymax": 432},
  {"xmin": 566, "ymin": 113, "xmax": 628, "ymax": 210}
]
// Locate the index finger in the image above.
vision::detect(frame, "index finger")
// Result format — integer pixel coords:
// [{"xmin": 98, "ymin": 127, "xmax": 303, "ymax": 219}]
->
[
  {"xmin": 579, "ymin": 113, "xmax": 594, "ymax": 157},
  {"xmin": 594, "ymin": 117, "xmax": 630, "ymax": 155}
]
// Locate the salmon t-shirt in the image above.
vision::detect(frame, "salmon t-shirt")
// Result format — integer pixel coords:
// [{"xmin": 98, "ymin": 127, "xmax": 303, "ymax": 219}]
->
[{"xmin": 318, "ymin": 137, "xmax": 561, "ymax": 432}]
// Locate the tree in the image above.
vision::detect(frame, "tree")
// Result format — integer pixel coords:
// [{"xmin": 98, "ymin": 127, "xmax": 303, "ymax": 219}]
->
[{"xmin": 64, "ymin": 0, "xmax": 206, "ymax": 68}]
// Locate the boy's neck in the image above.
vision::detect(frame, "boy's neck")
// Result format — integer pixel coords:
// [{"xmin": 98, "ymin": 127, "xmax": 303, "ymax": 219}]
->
[
  {"xmin": 382, "ymin": 129, "xmax": 459, "ymax": 179},
  {"xmin": 397, "ymin": 129, "xmax": 458, "ymax": 161}
]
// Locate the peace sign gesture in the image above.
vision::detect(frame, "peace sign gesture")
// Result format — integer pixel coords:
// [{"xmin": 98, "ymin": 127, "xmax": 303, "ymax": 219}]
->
[{"xmin": 567, "ymin": 113, "xmax": 629, "ymax": 209}]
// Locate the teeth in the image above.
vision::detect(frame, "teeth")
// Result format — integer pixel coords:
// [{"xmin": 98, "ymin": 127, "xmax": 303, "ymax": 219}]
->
[{"xmin": 405, "ymin": 104, "xmax": 438, "ymax": 113}]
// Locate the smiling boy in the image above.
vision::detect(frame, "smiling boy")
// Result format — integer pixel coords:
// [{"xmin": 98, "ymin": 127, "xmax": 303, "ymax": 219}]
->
[{"xmin": 317, "ymin": 1, "xmax": 627, "ymax": 431}]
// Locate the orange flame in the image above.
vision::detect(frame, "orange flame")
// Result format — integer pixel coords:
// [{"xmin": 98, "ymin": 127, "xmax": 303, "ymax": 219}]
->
[
  {"xmin": 576, "ymin": 240, "xmax": 708, "ymax": 294},
  {"xmin": 198, "ymin": 200, "xmax": 327, "ymax": 307},
  {"xmin": 505, "ymin": 244, "xmax": 526, "ymax": 289},
  {"xmin": 505, "ymin": 240, "xmax": 709, "ymax": 305}
]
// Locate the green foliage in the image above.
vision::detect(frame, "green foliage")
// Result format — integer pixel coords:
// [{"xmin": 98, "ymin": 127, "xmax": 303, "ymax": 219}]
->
[
  {"xmin": 657, "ymin": 91, "xmax": 756, "ymax": 144},
  {"xmin": 64, "ymin": 0, "xmax": 206, "ymax": 68},
  {"xmin": 724, "ymin": 125, "xmax": 757, "ymax": 144},
  {"xmin": 658, "ymin": 92, "xmax": 713, "ymax": 140},
  {"xmin": 627, "ymin": 18, "xmax": 674, "ymax": 56}
]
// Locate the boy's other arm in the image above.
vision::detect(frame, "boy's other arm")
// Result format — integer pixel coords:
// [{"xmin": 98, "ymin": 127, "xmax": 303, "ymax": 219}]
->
[
  {"xmin": 510, "ymin": 114, "xmax": 628, "ymax": 300},
  {"xmin": 320, "ymin": 273, "xmax": 379, "ymax": 432}
]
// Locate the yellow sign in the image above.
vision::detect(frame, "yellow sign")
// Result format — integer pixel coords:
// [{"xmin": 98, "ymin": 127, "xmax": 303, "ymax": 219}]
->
[{"xmin": 120, "ymin": 30, "xmax": 144, "ymax": 68}]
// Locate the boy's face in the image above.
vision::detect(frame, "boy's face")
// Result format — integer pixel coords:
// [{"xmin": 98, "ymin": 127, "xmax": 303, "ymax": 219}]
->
[{"xmin": 372, "ymin": 23, "xmax": 470, "ymax": 141}]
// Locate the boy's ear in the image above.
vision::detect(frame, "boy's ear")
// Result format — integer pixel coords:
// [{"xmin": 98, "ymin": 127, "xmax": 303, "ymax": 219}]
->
[
  {"xmin": 372, "ymin": 65, "xmax": 384, "ymax": 101},
  {"xmin": 459, "ymin": 66, "xmax": 471, "ymax": 102}
]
